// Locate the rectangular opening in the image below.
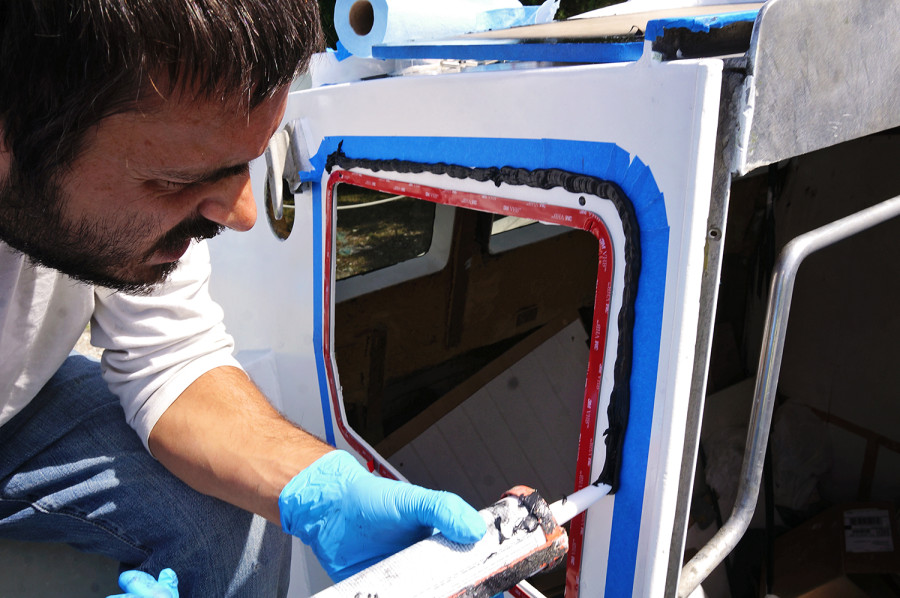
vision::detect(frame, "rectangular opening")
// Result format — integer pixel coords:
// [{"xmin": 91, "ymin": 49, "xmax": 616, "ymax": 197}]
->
[
  {"xmin": 330, "ymin": 174, "xmax": 607, "ymax": 513},
  {"xmin": 321, "ymin": 167, "xmax": 622, "ymax": 597}
]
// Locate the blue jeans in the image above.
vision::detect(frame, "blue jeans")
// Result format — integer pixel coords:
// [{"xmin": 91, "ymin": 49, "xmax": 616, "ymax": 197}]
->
[{"xmin": 0, "ymin": 355, "xmax": 291, "ymax": 596}]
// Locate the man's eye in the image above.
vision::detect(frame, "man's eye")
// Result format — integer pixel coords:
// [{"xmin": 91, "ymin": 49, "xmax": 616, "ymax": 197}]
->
[{"xmin": 157, "ymin": 180, "xmax": 190, "ymax": 191}]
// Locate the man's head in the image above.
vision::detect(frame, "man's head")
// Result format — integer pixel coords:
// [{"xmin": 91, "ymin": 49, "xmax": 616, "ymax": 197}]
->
[{"xmin": 0, "ymin": 0, "xmax": 323, "ymax": 293}]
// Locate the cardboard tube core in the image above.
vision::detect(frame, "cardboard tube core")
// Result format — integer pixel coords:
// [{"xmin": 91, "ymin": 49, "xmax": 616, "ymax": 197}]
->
[{"xmin": 349, "ymin": 1, "xmax": 375, "ymax": 36}]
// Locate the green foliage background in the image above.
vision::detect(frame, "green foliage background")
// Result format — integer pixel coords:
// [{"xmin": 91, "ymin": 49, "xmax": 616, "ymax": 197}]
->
[{"xmin": 316, "ymin": 0, "xmax": 622, "ymax": 48}]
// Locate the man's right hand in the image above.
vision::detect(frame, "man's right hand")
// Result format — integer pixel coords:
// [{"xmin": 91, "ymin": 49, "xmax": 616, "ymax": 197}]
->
[
  {"xmin": 107, "ymin": 568, "xmax": 179, "ymax": 598},
  {"xmin": 279, "ymin": 450, "xmax": 486, "ymax": 581}
]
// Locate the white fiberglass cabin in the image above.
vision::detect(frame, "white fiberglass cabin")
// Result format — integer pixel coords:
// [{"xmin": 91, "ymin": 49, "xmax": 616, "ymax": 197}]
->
[{"xmin": 203, "ymin": 1, "xmax": 900, "ymax": 597}]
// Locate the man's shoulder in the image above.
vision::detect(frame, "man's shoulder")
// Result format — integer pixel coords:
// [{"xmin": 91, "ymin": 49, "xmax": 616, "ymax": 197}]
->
[{"xmin": 1, "ymin": 240, "xmax": 94, "ymax": 297}]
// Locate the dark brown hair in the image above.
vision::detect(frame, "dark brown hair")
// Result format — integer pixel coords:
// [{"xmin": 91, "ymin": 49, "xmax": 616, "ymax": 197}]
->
[{"xmin": 0, "ymin": 0, "xmax": 323, "ymax": 180}]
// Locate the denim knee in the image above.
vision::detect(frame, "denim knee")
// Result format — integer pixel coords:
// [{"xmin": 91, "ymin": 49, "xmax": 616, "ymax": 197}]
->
[
  {"xmin": 0, "ymin": 355, "xmax": 292, "ymax": 597},
  {"xmin": 139, "ymin": 497, "xmax": 291, "ymax": 597}
]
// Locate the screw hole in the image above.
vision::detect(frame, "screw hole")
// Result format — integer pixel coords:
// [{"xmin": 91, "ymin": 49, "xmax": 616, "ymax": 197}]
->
[{"xmin": 579, "ymin": 196, "xmax": 586, "ymax": 206}]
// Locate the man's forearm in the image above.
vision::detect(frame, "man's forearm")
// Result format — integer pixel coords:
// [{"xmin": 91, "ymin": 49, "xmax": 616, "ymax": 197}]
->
[
  {"xmin": 149, "ymin": 366, "xmax": 487, "ymax": 583},
  {"xmin": 148, "ymin": 365, "xmax": 333, "ymax": 523}
]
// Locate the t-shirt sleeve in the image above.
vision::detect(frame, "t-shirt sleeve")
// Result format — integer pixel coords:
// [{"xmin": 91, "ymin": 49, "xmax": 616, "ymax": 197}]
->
[{"xmin": 91, "ymin": 240, "xmax": 242, "ymax": 451}]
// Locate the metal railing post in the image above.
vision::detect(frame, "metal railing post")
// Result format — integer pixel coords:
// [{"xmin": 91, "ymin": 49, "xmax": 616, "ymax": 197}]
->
[{"xmin": 678, "ymin": 194, "xmax": 900, "ymax": 597}]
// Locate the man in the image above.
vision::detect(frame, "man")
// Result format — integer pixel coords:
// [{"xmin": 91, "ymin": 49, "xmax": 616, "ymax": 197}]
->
[{"xmin": 0, "ymin": 1, "xmax": 485, "ymax": 596}]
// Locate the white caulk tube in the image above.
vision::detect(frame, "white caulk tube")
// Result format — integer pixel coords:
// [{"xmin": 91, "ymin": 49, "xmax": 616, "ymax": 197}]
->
[
  {"xmin": 549, "ymin": 482, "xmax": 612, "ymax": 525},
  {"xmin": 313, "ymin": 485, "xmax": 574, "ymax": 598},
  {"xmin": 310, "ymin": 484, "xmax": 613, "ymax": 598}
]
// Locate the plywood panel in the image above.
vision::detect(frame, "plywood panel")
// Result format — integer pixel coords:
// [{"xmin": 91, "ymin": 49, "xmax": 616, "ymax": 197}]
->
[{"xmin": 463, "ymin": 4, "xmax": 763, "ymax": 41}]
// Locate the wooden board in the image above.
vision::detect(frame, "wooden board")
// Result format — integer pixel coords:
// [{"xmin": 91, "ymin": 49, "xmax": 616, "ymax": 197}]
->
[{"xmin": 461, "ymin": 4, "xmax": 763, "ymax": 41}]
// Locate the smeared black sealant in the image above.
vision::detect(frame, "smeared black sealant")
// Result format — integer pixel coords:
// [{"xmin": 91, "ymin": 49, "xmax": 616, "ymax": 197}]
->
[
  {"xmin": 459, "ymin": 489, "xmax": 568, "ymax": 597},
  {"xmin": 493, "ymin": 515, "xmax": 506, "ymax": 545},
  {"xmin": 326, "ymin": 145, "xmax": 640, "ymax": 493},
  {"xmin": 487, "ymin": 484, "xmax": 546, "ymax": 548}
]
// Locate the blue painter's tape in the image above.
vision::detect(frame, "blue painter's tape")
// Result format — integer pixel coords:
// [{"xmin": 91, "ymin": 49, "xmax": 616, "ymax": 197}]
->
[
  {"xmin": 608, "ymin": 145, "xmax": 632, "ymax": 182},
  {"xmin": 310, "ymin": 136, "xmax": 668, "ymax": 597},
  {"xmin": 334, "ymin": 41, "xmax": 353, "ymax": 62},
  {"xmin": 641, "ymin": 195, "xmax": 669, "ymax": 233},
  {"xmin": 298, "ymin": 170, "xmax": 319, "ymax": 183},
  {"xmin": 645, "ymin": 9, "xmax": 759, "ymax": 41},
  {"xmin": 623, "ymin": 158, "xmax": 652, "ymax": 209},
  {"xmin": 372, "ymin": 39, "xmax": 643, "ymax": 64},
  {"xmin": 476, "ymin": 6, "xmax": 542, "ymax": 30},
  {"xmin": 311, "ymin": 184, "xmax": 336, "ymax": 447}
]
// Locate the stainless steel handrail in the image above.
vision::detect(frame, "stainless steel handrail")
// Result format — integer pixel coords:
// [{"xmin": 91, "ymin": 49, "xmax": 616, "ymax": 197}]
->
[{"xmin": 678, "ymin": 194, "xmax": 900, "ymax": 597}]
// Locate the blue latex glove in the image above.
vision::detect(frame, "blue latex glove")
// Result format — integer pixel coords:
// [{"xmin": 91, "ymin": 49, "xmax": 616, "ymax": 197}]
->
[
  {"xmin": 279, "ymin": 450, "xmax": 486, "ymax": 581},
  {"xmin": 106, "ymin": 569, "xmax": 178, "ymax": 598}
]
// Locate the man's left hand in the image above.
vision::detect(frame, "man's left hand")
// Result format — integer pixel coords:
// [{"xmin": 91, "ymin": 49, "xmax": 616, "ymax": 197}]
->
[{"xmin": 106, "ymin": 568, "xmax": 179, "ymax": 598}]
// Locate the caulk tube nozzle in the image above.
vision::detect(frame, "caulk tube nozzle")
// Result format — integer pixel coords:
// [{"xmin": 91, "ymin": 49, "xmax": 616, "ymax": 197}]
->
[{"xmin": 549, "ymin": 483, "xmax": 612, "ymax": 525}]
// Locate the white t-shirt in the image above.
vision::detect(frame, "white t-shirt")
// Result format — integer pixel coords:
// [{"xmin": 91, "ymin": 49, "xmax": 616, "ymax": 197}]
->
[{"xmin": 0, "ymin": 239, "xmax": 241, "ymax": 450}]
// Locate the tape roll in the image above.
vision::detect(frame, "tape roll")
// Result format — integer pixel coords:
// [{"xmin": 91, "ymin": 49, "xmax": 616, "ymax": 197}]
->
[{"xmin": 334, "ymin": 0, "xmax": 524, "ymax": 57}]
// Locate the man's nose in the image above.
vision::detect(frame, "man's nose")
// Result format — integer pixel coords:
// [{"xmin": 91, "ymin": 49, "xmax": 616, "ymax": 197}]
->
[{"xmin": 197, "ymin": 175, "xmax": 258, "ymax": 232}]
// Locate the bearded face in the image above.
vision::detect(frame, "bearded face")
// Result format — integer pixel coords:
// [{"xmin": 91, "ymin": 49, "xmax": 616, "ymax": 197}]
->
[{"xmin": 0, "ymin": 88, "xmax": 290, "ymax": 293}]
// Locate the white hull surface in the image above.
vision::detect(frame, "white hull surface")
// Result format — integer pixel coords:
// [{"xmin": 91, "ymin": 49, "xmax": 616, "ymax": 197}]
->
[{"xmin": 206, "ymin": 1, "xmax": 900, "ymax": 596}]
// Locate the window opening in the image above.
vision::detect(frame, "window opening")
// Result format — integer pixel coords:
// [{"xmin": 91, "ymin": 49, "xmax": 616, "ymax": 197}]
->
[
  {"xmin": 264, "ymin": 176, "xmax": 295, "ymax": 240},
  {"xmin": 333, "ymin": 183, "xmax": 599, "ymax": 464},
  {"xmin": 330, "ymin": 175, "xmax": 601, "ymax": 597},
  {"xmin": 329, "ymin": 172, "xmax": 624, "ymax": 482},
  {"xmin": 322, "ymin": 151, "xmax": 641, "ymax": 598},
  {"xmin": 335, "ymin": 186, "xmax": 437, "ymax": 280}
]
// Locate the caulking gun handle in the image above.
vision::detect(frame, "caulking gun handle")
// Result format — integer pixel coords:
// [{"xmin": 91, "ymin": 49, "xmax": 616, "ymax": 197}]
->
[{"xmin": 549, "ymin": 483, "xmax": 612, "ymax": 525}]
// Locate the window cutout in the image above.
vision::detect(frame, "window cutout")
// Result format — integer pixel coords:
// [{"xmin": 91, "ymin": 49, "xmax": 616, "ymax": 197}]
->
[
  {"xmin": 323, "ymin": 162, "xmax": 633, "ymax": 598},
  {"xmin": 264, "ymin": 177, "xmax": 295, "ymax": 240},
  {"xmin": 335, "ymin": 185, "xmax": 437, "ymax": 280},
  {"xmin": 330, "ymin": 174, "xmax": 605, "ymax": 518}
]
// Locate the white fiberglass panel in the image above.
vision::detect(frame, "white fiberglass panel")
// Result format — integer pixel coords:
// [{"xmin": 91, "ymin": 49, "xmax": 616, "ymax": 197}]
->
[{"xmin": 208, "ymin": 55, "xmax": 722, "ymax": 597}]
